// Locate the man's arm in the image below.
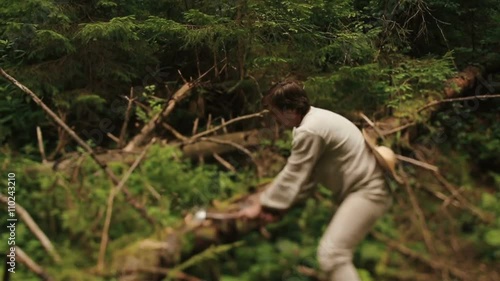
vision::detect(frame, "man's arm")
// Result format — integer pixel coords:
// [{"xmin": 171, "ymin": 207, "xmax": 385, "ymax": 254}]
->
[{"xmin": 260, "ymin": 131, "xmax": 326, "ymax": 210}]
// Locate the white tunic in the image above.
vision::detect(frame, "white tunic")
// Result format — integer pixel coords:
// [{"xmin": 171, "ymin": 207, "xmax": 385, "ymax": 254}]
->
[{"xmin": 260, "ymin": 106, "xmax": 388, "ymax": 209}]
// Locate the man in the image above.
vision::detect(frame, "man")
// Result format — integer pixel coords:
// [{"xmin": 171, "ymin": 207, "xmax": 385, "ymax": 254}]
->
[{"xmin": 238, "ymin": 80, "xmax": 392, "ymax": 281}]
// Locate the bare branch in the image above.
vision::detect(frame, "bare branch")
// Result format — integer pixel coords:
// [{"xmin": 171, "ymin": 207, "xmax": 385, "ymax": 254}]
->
[
  {"xmin": 36, "ymin": 126, "xmax": 47, "ymax": 163},
  {"xmin": 200, "ymin": 137, "xmax": 261, "ymax": 177},
  {"xmin": 118, "ymin": 87, "xmax": 135, "ymax": 147},
  {"xmin": 192, "ymin": 117, "xmax": 200, "ymax": 135},
  {"xmin": 0, "ymin": 68, "xmax": 154, "ymax": 225},
  {"xmin": 16, "ymin": 246, "xmax": 55, "ymax": 281},
  {"xmin": 97, "ymin": 138, "xmax": 157, "ymax": 272},
  {"xmin": 190, "ymin": 110, "xmax": 268, "ymax": 140},
  {"xmin": 213, "ymin": 153, "xmax": 236, "ymax": 172},
  {"xmin": 396, "ymin": 154, "xmax": 439, "ymax": 172},
  {"xmin": 359, "ymin": 112, "xmax": 386, "ymax": 141},
  {"xmin": 381, "ymin": 122, "xmax": 415, "ymax": 136},
  {"xmin": 372, "ymin": 231, "xmax": 471, "ymax": 280},
  {"xmin": 163, "ymin": 122, "xmax": 188, "ymax": 141},
  {"xmin": 398, "ymin": 171, "xmax": 437, "ymax": 255},
  {"xmin": 178, "ymin": 69, "xmax": 188, "ymax": 84},
  {"xmin": 124, "ymin": 82, "xmax": 195, "ymax": 152},
  {"xmin": 106, "ymin": 132, "xmax": 120, "ymax": 143},
  {"xmin": 221, "ymin": 118, "xmax": 228, "ymax": 134},
  {"xmin": 417, "ymin": 94, "xmax": 500, "ymax": 113},
  {"xmin": 0, "ymin": 195, "xmax": 61, "ymax": 263},
  {"xmin": 433, "ymin": 172, "xmax": 493, "ymax": 223},
  {"xmin": 206, "ymin": 113, "xmax": 212, "ymax": 131}
]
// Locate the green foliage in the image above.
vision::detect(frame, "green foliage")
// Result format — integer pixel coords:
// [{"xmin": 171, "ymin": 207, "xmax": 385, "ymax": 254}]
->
[
  {"xmin": 1, "ymin": 0, "xmax": 500, "ymax": 280},
  {"xmin": 29, "ymin": 29, "xmax": 74, "ymax": 60},
  {"xmin": 77, "ymin": 16, "xmax": 139, "ymax": 43},
  {"xmin": 304, "ymin": 52, "xmax": 455, "ymax": 114},
  {"xmin": 0, "ymin": 144, "xmax": 250, "ymax": 279}
]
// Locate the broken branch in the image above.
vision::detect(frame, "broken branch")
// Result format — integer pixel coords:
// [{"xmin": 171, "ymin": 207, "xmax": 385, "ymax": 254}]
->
[
  {"xmin": 0, "ymin": 194, "xmax": 61, "ymax": 263},
  {"xmin": 372, "ymin": 231, "xmax": 471, "ymax": 280},
  {"xmin": 16, "ymin": 246, "xmax": 55, "ymax": 281},
  {"xmin": 0, "ymin": 68, "xmax": 154, "ymax": 225},
  {"xmin": 97, "ymin": 138, "xmax": 157, "ymax": 272},
  {"xmin": 418, "ymin": 94, "xmax": 500, "ymax": 113},
  {"xmin": 190, "ymin": 110, "xmax": 268, "ymax": 140},
  {"xmin": 118, "ymin": 87, "xmax": 135, "ymax": 147},
  {"xmin": 36, "ymin": 126, "xmax": 47, "ymax": 163}
]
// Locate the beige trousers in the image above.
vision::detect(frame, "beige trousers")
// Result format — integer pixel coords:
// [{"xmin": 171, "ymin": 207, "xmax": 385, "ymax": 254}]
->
[{"xmin": 317, "ymin": 188, "xmax": 392, "ymax": 281}]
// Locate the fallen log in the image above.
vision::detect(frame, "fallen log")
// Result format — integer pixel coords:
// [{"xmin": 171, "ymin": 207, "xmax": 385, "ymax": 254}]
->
[
  {"xmin": 109, "ymin": 187, "xmax": 269, "ymax": 281},
  {"xmin": 50, "ymin": 129, "xmax": 272, "ymax": 172}
]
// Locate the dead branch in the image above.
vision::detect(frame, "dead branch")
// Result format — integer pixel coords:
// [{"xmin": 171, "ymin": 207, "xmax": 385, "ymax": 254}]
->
[
  {"xmin": 396, "ymin": 154, "xmax": 439, "ymax": 172},
  {"xmin": 0, "ymin": 194, "xmax": 61, "ymax": 263},
  {"xmin": 145, "ymin": 182, "xmax": 161, "ymax": 201},
  {"xmin": 106, "ymin": 132, "xmax": 120, "ymax": 143},
  {"xmin": 213, "ymin": 153, "xmax": 236, "ymax": 172},
  {"xmin": 16, "ymin": 246, "xmax": 55, "ymax": 281},
  {"xmin": 179, "ymin": 129, "xmax": 266, "ymax": 157},
  {"xmin": 124, "ymin": 67, "xmax": 214, "ymax": 152},
  {"xmin": 206, "ymin": 113, "xmax": 212, "ymax": 131},
  {"xmin": 97, "ymin": 138, "xmax": 156, "ymax": 272},
  {"xmin": 162, "ymin": 122, "xmax": 188, "ymax": 141},
  {"xmin": 199, "ymin": 136, "xmax": 261, "ymax": 177},
  {"xmin": 124, "ymin": 82, "xmax": 195, "ymax": 151},
  {"xmin": 433, "ymin": 172, "xmax": 493, "ymax": 223},
  {"xmin": 416, "ymin": 182, "xmax": 462, "ymax": 208},
  {"xmin": 381, "ymin": 121, "xmax": 415, "ymax": 136},
  {"xmin": 199, "ymin": 137, "xmax": 254, "ymax": 159},
  {"xmin": 413, "ymin": 150, "xmax": 494, "ymax": 223},
  {"xmin": 50, "ymin": 129, "xmax": 268, "ymax": 172},
  {"xmin": 418, "ymin": 94, "xmax": 500, "ymax": 113},
  {"xmin": 399, "ymin": 172, "xmax": 437, "ymax": 256},
  {"xmin": 359, "ymin": 112, "xmax": 386, "ymax": 140},
  {"xmin": 36, "ymin": 126, "xmax": 47, "ymax": 163},
  {"xmin": 372, "ymin": 231, "xmax": 472, "ymax": 280},
  {"xmin": 0, "ymin": 68, "xmax": 154, "ymax": 225},
  {"xmin": 221, "ymin": 118, "xmax": 228, "ymax": 134},
  {"xmin": 118, "ymin": 87, "xmax": 135, "ymax": 148},
  {"xmin": 190, "ymin": 110, "xmax": 268, "ymax": 140},
  {"xmin": 192, "ymin": 117, "xmax": 200, "ymax": 135}
]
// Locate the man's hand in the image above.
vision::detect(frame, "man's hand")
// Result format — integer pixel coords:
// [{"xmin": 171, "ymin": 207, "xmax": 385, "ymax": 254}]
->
[
  {"xmin": 238, "ymin": 194, "xmax": 262, "ymax": 219},
  {"xmin": 238, "ymin": 194, "xmax": 281, "ymax": 222}
]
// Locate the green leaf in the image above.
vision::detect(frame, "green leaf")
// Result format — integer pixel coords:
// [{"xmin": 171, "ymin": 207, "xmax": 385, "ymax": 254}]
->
[{"xmin": 485, "ymin": 230, "xmax": 500, "ymax": 247}]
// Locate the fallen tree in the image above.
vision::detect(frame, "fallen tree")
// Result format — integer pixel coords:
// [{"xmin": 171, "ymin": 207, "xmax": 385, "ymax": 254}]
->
[{"xmin": 49, "ymin": 128, "xmax": 271, "ymax": 173}]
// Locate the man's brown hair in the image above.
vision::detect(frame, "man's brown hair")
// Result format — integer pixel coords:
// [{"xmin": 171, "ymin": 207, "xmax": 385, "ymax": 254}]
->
[{"xmin": 262, "ymin": 80, "xmax": 310, "ymax": 116}]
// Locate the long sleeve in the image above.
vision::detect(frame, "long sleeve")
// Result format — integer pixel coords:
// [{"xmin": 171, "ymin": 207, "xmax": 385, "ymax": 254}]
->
[{"xmin": 260, "ymin": 130, "xmax": 326, "ymax": 210}]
